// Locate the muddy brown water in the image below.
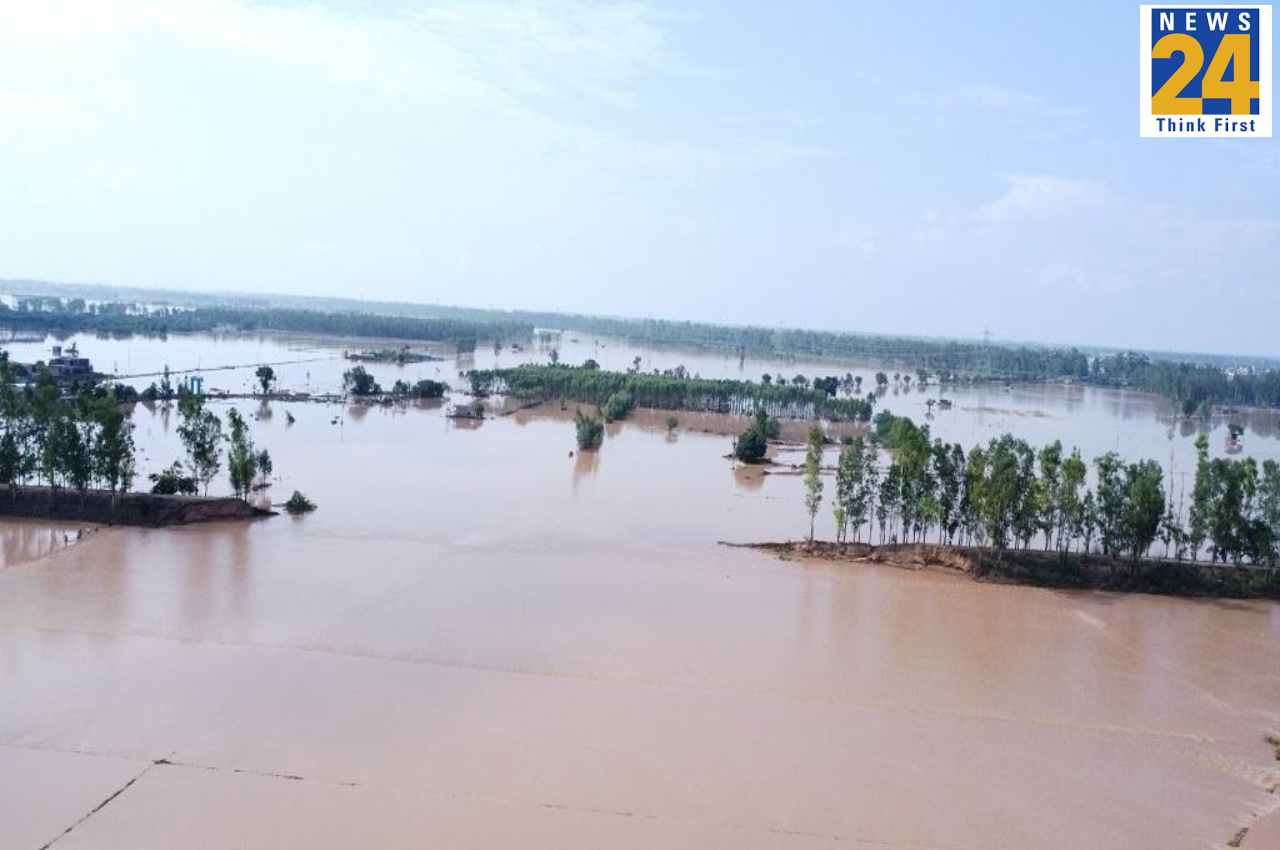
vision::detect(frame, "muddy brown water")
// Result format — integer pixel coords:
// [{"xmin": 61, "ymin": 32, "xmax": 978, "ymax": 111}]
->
[{"xmin": 1, "ymin": 331, "xmax": 1280, "ymax": 848}]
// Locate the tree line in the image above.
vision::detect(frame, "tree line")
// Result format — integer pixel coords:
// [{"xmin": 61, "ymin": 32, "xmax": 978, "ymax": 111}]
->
[
  {"xmin": 0, "ymin": 297, "xmax": 531, "ymax": 345},
  {"xmin": 341, "ymin": 365, "xmax": 448, "ymax": 399},
  {"xmin": 781, "ymin": 411, "xmax": 1280, "ymax": 567},
  {"xmin": 10, "ymin": 289, "xmax": 1280, "ymax": 412},
  {"xmin": 0, "ymin": 355, "xmax": 276, "ymax": 505},
  {"xmin": 1089, "ymin": 352, "xmax": 1280, "ymax": 413},
  {"xmin": 161, "ymin": 390, "xmax": 273, "ymax": 500},
  {"xmin": 0, "ymin": 360, "xmax": 136, "ymax": 496},
  {"xmin": 469, "ymin": 363, "xmax": 876, "ymax": 422}
]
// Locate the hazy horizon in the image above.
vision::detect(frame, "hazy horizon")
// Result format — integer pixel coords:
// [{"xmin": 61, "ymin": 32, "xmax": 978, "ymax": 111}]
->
[
  {"xmin": 8, "ymin": 274, "xmax": 1280, "ymax": 365},
  {"xmin": 2, "ymin": 1, "xmax": 1278, "ymax": 355}
]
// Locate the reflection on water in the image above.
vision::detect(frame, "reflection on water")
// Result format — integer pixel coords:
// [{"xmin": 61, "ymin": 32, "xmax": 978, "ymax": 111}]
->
[
  {"xmin": 572, "ymin": 449, "xmax": 599, "ymax": 488},
  {"xmin": 0, "ymin": 519, "xmax": 92, "ymax": 568}
]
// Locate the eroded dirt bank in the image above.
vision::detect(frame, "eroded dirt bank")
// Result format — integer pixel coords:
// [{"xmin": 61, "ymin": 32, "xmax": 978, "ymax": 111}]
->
[
  {"xmin": 0, "ymin": 486, "xmax": 273, "ymax": 527},
  {"xmin": 729, "ymin": 540, "xmax": 1280, "ymax": 599}
]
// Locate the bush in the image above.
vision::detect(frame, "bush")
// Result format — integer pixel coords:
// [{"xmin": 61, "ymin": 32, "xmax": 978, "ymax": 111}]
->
[
  {"xmin": 733, "ymin": 408, "xmax": 775, "ymax": 463},
  {"xmin": 665, "ymin": 415, "xmax": 679, "ymax": 431},
  {"xmin": 412, "ymin": 379, "xmax": 448, "ymax": 399},
  {"xmin": 575, "ymin": 410, "xmax": 604, "ymax": 450},
  {"xmin": 733, "ymin": 426, "xmax": 768, "ymax": 463},
  {"xmin": 149, "ymin": 462, "xmax": 198, "ymax": 496},
  {"xmin": 285, "ymin": 490, "xmax": 317, "ymax": 514},
  {"xmin": 343, "ymin": 365, "xmax": 380, "ymax": 396},
  {"xmin": 602, "ymin": 391, "xmax": 634, "ymax": 423}
]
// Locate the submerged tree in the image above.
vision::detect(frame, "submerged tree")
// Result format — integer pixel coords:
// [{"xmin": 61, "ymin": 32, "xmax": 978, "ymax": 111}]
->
[
  {"xmin": 733, "ymin": 409, "xmax": 772, "ymax": 463},
  {"xmin": 285, "ymin": 490, "xmax": 316, "ymax": 514},
  {"xmin": 602, "ymin": 391, "xmax": 634, "ymax": 423},
  {"xmin": 255, "ymin": 365, "xmax": 276, "ymax": 395},
  {"xmin": 574, "ymin": 409, "xmax": 604, "ymax": 451},
  {"xmin": 256, "ymin": 448, "xmax": 273, "ymax": 487},
  {"xmin": 342, "ymin": 365, "xmax": 380, "ymax": 396}
]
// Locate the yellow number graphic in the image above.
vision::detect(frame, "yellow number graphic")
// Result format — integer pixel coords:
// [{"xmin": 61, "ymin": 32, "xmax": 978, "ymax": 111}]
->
[
  {"xmin": 1202, "ymin": 33, "xmax": 1259, "ymax": 114},
  {"xmin": 1152, "ymin": 33, "xmax": 1204, "ymax": 115}
]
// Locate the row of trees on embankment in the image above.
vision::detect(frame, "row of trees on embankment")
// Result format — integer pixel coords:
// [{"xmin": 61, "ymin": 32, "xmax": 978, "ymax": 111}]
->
[
  {"xmin": 0, "ymin": 360, "xmax": 282, "ymax": 513},
  {"xmin": 1088, "ymin": 352, "xmax": 1280, "ymax": 412},
  {"xmin": 0, "ymin": 297, "xmax": 531, "ymax": 346},
  {"xmin": 468, "ymin": 363, "xmax": 876, "ymax": 422},
  {"xmin": 0, "ymin": 362, "xmax": 137, "ymax": 494},
  {"xmin": 773, "ymin": 410, "xmax": 1280, "ymax": 568}
]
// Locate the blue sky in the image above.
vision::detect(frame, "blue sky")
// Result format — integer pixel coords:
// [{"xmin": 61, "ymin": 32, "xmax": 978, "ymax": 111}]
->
[{"xmin": 1, "ymin": 0, "xmax": 1277, "ymax": 354}]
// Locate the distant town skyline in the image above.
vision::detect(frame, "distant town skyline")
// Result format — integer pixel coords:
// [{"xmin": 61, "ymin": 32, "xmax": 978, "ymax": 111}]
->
[{"xmin": 1, "ymin": 1, "xmax": 1277, "ymax": 355}]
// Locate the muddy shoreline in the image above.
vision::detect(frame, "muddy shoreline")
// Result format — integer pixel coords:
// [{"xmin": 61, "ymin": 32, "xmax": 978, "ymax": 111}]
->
[
  {"xmin": 727, "ymin": 540, "xmax": 1280, "ymax": 599},
  {"xmin": 0, "ymin": 485, "xmax": 275, "ymax": 527}
]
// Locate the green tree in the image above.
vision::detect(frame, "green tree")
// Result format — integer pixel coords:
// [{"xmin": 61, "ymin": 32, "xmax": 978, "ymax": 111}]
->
[
  {"xmin": 733, "ymin": 409, "xmax": 771, "ymax": 463},
  {"xmin": 150, "ymin": 462, "xmax": 197, "ymax": 495},
  {"xmin": 256, "ymin": 448, "xmax": 273, "ymax": 487},
  {"xmin": 1094, "ymin": 452, "xmax": 1126, "ymax": 557},
  {"xmin": 1058, "ymin": 449, "xmax": 1088, "ymax": 553},
  {"xmin": 877, "ymin": 463, "xmax": 901, "ymax": 543},
  {"xmin": 1260, "ymin": 460, "xmax": 1280, "ymax": 566},
  {"xmin": 177, "ymin": 392, "xmax": 223, "ymax": 496},
  {"xmin": 91, "ymin": 399, "xmax": 135, "ymax": 494},
  {"xmin": 159, "ymin": 365, "xmax": 174, "ymax": 400},
  {"xmin": 343, "ymin": 365, "xmax": 380, "ymax": 396},
  {"xmin": 225, "ymin": 408, "xmax": 258, "ymax": 500},
  {"xmin": 255, "ymin": 365, "xmax": 276, "ymax": 395},
  {"xmin": 574, "ymin": 409, "xmax": 603, "ymax": 450},
  {"xmin": 1187, "ymin": 433, "xmax": 1212, "ymax": 560},
  {"xmin": 834, "ymin": 443, "xmax": 856, "ymax": 543},
  {"xmin": 1122, "ymin": 460, "xmax": 1166, "ymax": 563},
  {"xmin": 602, "ymin": 391, "xmax": 634, "ymax": 423},
  {"xmin": 803, "ymin": 426, "xmax": 824, "ymax": 541},
  {"xmin": 1036, "ymin": 441, "xmax": 1063, "ymax": 551}
]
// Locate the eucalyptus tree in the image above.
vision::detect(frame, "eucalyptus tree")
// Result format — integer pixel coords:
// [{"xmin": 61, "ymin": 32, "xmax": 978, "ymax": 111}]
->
[
  {"xmin": 178, "ymin": 391, "xmax": 223, "ymax": 496},
  {"xmin": 1093, "ymin": 452, "xmax": 1127, "ymax": 557},
  {"xmin": 932, "ymin": 440, "xmax": 964, "ymax": 543},
  {"xmin": 226, "ymin": 408, "xmax": 258, "ymax": 500},
  {"xmin": 1057, "ymin": 449, "xmax": 1088, "ymax": 553},
  {"xmin": 836, "ymin": 437, "xmax": 876, "ymax": 543},
  {"xmin": 803, "ymin": 426, "xmax": 824, "ymax": 542},
  {"xmin": 1036, "ymin": 441, "xmax": 1063, "ymax": 551},
  {"xmin": 1122, "ymin": 460, "xmax": 1166, "ymax": 562},
  {"xmin": 1261, "ymin": 460, "xmax": 1280, "ymax": 566},
  {"xmin": 1187, "ymin": 433, "xmax": 1213, "ymax": 560}
]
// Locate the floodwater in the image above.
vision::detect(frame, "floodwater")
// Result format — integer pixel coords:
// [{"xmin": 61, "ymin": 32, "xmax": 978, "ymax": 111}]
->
[{"xmin": 2, "ymin": 330, "xmax": 1280, "ymax": 849}]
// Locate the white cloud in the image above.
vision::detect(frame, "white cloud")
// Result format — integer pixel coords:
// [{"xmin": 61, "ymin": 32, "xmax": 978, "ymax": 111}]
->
[
  {"xmin": 936, "ymin": 85, "xmax": 1044, "ymax": 111},
  {"xmin": 976, "ymin": 175, "xmax": 1107, "ymax": 223}
]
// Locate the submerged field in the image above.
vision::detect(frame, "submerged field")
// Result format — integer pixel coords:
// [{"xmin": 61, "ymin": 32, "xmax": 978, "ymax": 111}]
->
[{"xmin": 2, "ymin": 329, "xmax": 1279, "ymax": 848}]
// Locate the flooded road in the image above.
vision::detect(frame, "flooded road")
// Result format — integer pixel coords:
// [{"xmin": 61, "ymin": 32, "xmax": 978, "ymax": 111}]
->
[{"xmin": 2, "ymin": 332, "xmax": 1280, "ymax": 848}]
